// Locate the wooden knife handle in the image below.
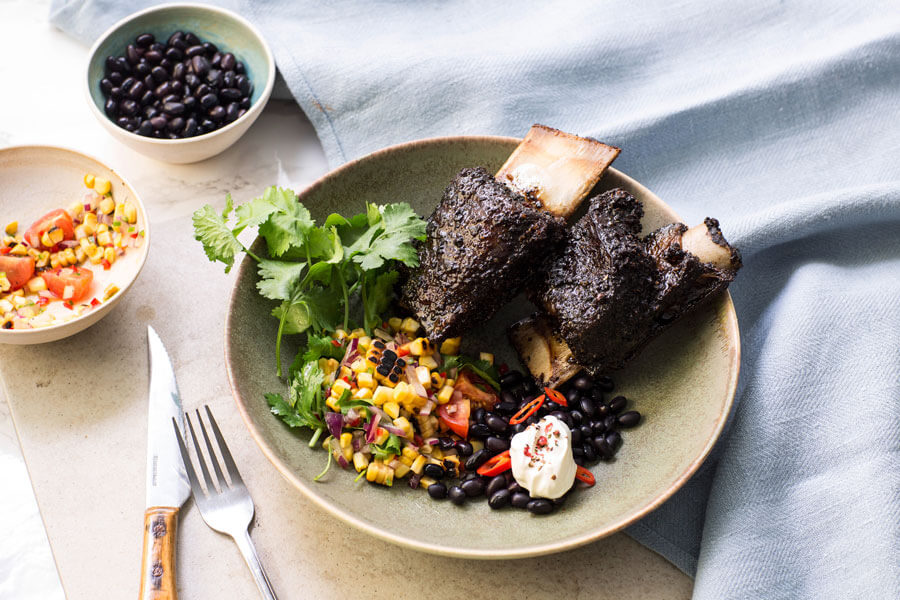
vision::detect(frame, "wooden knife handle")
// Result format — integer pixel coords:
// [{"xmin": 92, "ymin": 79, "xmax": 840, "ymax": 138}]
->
[{"xmin": 139, "ymin": 506, "xmax": 180, "ymax": 600}]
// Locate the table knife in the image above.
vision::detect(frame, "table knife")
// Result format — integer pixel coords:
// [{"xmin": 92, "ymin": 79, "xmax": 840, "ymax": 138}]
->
[{"xmin": 140, "ymin": 325, "xmax": 191, "ymax": 600}]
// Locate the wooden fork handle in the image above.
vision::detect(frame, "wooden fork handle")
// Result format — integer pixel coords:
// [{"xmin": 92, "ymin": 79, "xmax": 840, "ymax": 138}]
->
[{"xmin": 139, "ymin": 506, "xmax": 180, "ymax": 600}]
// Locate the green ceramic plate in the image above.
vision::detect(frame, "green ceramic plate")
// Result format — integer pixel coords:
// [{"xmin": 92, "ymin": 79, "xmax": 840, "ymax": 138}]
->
[{"xmin": 225, "ymin": 135, "xmax": 740, "ymax": 559}]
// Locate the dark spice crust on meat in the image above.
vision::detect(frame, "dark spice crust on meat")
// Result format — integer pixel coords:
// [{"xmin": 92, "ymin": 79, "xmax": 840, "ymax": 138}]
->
[
  {"xmin": 532, "ymin": 188, "xmax": 741, "ymax": 375},
  {"xmin": 400, "ymin": 167, "xmax": 565, "ymax": 342},
  {"xmin": 530, "ymin": 189, "xmax": 657, "ymax": 371}
]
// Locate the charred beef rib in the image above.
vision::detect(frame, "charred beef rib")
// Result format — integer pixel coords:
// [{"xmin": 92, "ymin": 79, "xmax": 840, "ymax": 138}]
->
[
  {"xmin": 400, "ymin": 125, "xmax": 620, "ymax": 341},
  {"xmin": 511, "ymin": 188, "xmax": 741, "ymax": 387}
]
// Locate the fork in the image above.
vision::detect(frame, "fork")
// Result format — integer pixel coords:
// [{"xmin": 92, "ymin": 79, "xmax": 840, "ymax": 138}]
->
[{"xmin": 173, "ymin": 406, "xmax": 278, "ymax": 600}]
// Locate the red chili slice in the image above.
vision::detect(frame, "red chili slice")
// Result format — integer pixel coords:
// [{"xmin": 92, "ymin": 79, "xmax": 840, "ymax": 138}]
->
[
  {"xmin": 477, "ymin": 450, "xmax": 512, "ymax": 476},
  {"xmin": 330, "ymin": 339, "xmax": 342, "ymax": 347},
  {"xmin": 397, "ymin": 346, "xmax": 410, "ymax": 357},
  {"xmin": 575, "ymin": 465, "xmax": 596, "ymax": 486},
  {"xmin": 544, "ymin": 386, "xmax": 567, "ymax": 407},
  {"xmin": 509, "ymin": 395, "xmax": 545, "ymax": 425}
]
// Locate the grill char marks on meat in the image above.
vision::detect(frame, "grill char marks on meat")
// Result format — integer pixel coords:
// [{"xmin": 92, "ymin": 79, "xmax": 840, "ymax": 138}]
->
[
  {"xmin": 531, "ymin": 189, "xmax": 657, "ymax": 371},
  {"xmin": 513, "ymin": 188, "xmax": 742, "ymax": 385},
  {"xmin": 400, "ymin": 167, "xmax": 565, "ymax": 342}
]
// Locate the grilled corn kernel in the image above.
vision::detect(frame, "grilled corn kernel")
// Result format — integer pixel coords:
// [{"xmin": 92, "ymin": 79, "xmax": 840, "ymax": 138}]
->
[
  {"xmin": 113, "ymin": 202, "xmax": 126, "ymax": 222},
  {"xmin": 74, "ymin": 247, "xmax": 86, "ymax": 263},
  {"xmin": 407, "ymin": 338, "xmax": 425, "ymax": 356},
  {"xmin": 4, "ymin": 222, "xmax": 17, "ymax": 235},
  {"xmin": 373, "ymin": 427, "xmax": 390, "ymax": 445},
  {"xmin": 400, "ymin": 318, "xmax": 419, "ymax": 336},
  {"xmin": 415, "ymin": 366, "xmax": 432, "ymax": 389},
  {"xmin": 331, "ymin": 378, "xmax": 351, "ymax": 396},
  {"xmin": 69, "ymin": 201, "xmax": 84, "ymax": 220},
  {"xmin": 419, "ymin": 354, "xmax": 439, "ymax": 370},
  {"xmin": 98, "ymin": 197, "xmax": 115, "ymax": 215},
  {"xmin": 350, "ymin": 328, "xmax": 366, "ymax": 339},
  {"xmin": 339, "ymin": 432, "xmax": 353, "ymax": 449},
  {"xmin": 325, "ymin": 397, "xmax": 340, "ymax": 412},
  {"xmin": 75, "ymin": 225, "xmax": 88, "ymax": 240},
  {"xmin": 430, "ymin": 447, "xmax": 444, "ymax": 460},
  {"xmin": 333, "ymin": 328, "xmax": 348, "ymax": 341},
  {"xmin": 439, "ymin": 337, "xmax": 461, "ymax": 355},
  {"xmin": 410, "ymin": 455, "xmax": 427, "ymax": 475},
  {"xmin": 356, "ymin": 335, "xmax": 372, "ymax": 350},
  {"xmin": 479, "ymin": 352, "xmax": 494, "ymax": 366},
  {"xmin": 356, "ymin": 372, "xmax": 375, "ymax": 389},
  {"xmin": 26, "ymin": 247, "xmax": 39, "ymax": 259},
  {"xmin": 351, "ymin": 358, "xmax": 368, "ymax": 373},
  {"xmin": 401, "ymin": 446, "xmax": 419, "ymax": 461},
  {"xmin": 82, "ymin": 213, "xmax": 98, "ymax": 234},
  {"xmin": 393, "ymin": 462, "xmax": 411, "ymax": 478},
  {"xmin": 392, "ymin": 382, "xmax": 413, "ymax": 405},
  {"xmin": 387, "ymin": 317, "xmax": 402, "ymax": 332},
  {"xmin": 49, "ymin": 253, "xmax": 61, "ymax": 269},
  {"xmin": 338, "ymin": 365, "xmax": 353, "ymax": 381},
  {"xmin": 103, "ymin": 246, "xmax": 116, "ymax": 265},
  {"xmin": 96, "ymin": 230, "xmax": 112, "ymax": 247},
  {"xmin": 36, "ymin": 251, "xmax": 50, "ymax": 268},
  {"xmin": 371, "ymin": 385, "xmax": 393, "ymax": 406},
  {"xmin": 437, "ymin": 385, "xmax": 454, "ymax": 405},
  {"xmin": 353, "ymin": 452, "xmax": 369, "ymax": 472},
  {"xmin": 83, "ymin": 174, "xmax": 95, "ymax": 188},
  {"xmin": 10, "ymin": 244, "xmax": 27, "ymax": 256},
  {"xmin": 124, "ymin": 202, "xmax": 138, "ymax": 224},
  {"xmin": 63, "ymin": 248, "xmax": 77, "ymax": 265},
  {"xmin": 383, "ymin": 401, "xmax": 401, "ymax": 419},
  {"xmin": 94, "ymin": 177, "xmax": 111, "ymax": 195},
  {"xmin": 430, "ymin": 372, "xmax": 445, "ymax": 389},
  {"xmin": 352, "ymin": 387, "xmax": 373, "ymax": 400},
  {"xmin": 393, "ymin": 416, "xmax": 414, "ymax": 438},
  {"xmin": 419, "ymin": 476, "xmax": 437, "ymax": 488},
  {"xmin": 366, "ymin": 463, "xmax": 378, "ymax": 482},
  {"xmin": 88, "ymin": 247, "xmax": 103, "ymax": 265}
]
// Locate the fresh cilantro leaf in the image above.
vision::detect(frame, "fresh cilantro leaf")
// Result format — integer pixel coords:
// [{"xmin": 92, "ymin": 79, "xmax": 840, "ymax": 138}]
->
[
  {"xmin": 302, "ymin": 332, "xmax": 345, "ymax": 363},
  {"xmin": 265, "ymin": 359, "xmax": 327, "ymax": 431},
  {"xmin": 372, "ymin": 433, "xmax": 402, "ymax": 460},
  {"xmin": 233, "ymin": 192, "xmax": 278, "ymax": 231},
  {"xmin": 351, "ymin": 203, "xmax": 426, "ymax": 270},
  {"xmin": 192, "ymin": 198, "xmax": 244, "ymax": 272},
  {"xmin": 256, "ymin": 260, "xmax": 306, "ymax": 300},
  {"xmin": 442, "ymin": 355, "xmax": 501, "ymax": 391},
  {"xmin": 257, "ymin": 187, "xmax": 315, "ymax": 256},
  {"xmin": 265, "ymin": 393, "xmax": 307, "ymax": 429},
  {"xmin": 362, "ymin": 270, "xmax": 399, "ymax": 331}
]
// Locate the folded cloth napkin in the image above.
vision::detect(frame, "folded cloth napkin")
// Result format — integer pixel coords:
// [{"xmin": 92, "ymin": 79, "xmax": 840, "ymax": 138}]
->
[{"xmin": 50, "ymin": 1, "xmax": 900, "ymax": 597}]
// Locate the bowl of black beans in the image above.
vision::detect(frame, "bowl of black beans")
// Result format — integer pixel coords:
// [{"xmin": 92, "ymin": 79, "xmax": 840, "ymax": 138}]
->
[{"xmin": 85, "ymin": 3, "xmax": 275, "ymax": 163}]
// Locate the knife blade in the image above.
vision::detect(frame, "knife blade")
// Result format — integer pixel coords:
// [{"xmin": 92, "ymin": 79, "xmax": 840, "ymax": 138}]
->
[{"xmin": 139, "ymin": 325, "xmax": 190, "ymax": 600}]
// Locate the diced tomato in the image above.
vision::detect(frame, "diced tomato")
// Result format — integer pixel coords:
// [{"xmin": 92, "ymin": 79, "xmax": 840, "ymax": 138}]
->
[
  {"xmin": 437, "ymin": 395, "xmax": 470, "ymax": 439},
  {"xmin": 41, "ymin": 266, "xmax": 93, "ymax": 302},
  {"xmin": 454, "ymin": 371, "xmax": 499, "ymax": 409},
  {"xmin": 24, "ymin": 209, "xmax": 75, "ymax": 249},
  {"xmin": 0, "ymin": 255, "xmax": 35, "ymax": 290}
]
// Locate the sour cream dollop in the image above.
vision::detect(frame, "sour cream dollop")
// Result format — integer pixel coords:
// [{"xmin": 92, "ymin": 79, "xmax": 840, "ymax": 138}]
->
[{"xmin": 509, "ymin": 415, "xmax": 576, "ymax": 499}]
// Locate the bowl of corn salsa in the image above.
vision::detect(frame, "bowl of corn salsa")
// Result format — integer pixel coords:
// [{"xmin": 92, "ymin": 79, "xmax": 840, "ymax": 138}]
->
[{"xmin": 0, "ymin": 145, "xmax": 150, "ymax": 344}]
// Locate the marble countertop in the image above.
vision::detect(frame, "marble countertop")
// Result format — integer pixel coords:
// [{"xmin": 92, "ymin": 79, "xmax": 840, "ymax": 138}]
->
[{"xmin": 0, "ymin": 1, "xmax": 691, "ymax": 598}]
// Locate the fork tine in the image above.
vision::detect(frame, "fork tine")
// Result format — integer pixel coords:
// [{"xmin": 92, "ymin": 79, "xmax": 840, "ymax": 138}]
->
[
  {"xmin": 204, "ymin": 405, "xmax": 244, "ymax": 486},
  {"xmin": 195, "ymin": 408, "xmax": 227, "ymax": 487},
  {"xmin": 172, "ymin": 417, "xmax": 204, "ymax": 497},
  {"xmin": 185, "ymin": 410, "xmax": 217, "ymax": 492}
]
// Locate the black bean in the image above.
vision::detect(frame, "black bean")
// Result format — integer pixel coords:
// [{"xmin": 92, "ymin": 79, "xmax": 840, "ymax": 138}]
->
[
  {"xmin": 565, "ymin": 388, "xmax": 580, "ymax": 404},
  {"xmin": 162, "ymin": 101, "xmax": 184, "ymax": 116},
  {"xmin": 609, "ymin": 396, "xmax": 627, "ymax": 414},
  {"xmin": 170, "ymin": 80, "xmax": 184, "ymax": 95},
  {"xmin": 597, "ymin": 376, "xmax": 615, "ymax": 392},
  {"xmin": 605, "ymin": 431, "xmax": 622, "ymax": 451},
  {"xmin": 153, "ymin": 82, "xmax": 170, "ymax": 98},
  {"xmin": 448, "ymin": 485, "xmax": 466, "ymax": 505},
  {"xmin": 116, "ymin": 116, "xmax": 130, "ymax": 128},
  {"xmin": 105, "ymin": 55, "xmax": 120, "ymax": 75},
  {"xmin": 99, "ymin": 78, "xmax": 113, "ymax": 95},
  {"xmin": 119, "ymin": 99, "xmax": 138, "ymax": 116},
  {"xmin": 569, "ymin": 409, "xmax": 584, "ymax": 425},
  {"xmin": 185, "ymin": 44, "xmax": 205, "ymax": 58},
  {"xmin": 511, "ymin": 491, "xmax": 531, "ymax": 509},
  {"xmin": 206, "ymin": 68, "xmax": 222, "ymax": 86},
  {"xmin": 166, "ymin": 116, "xmax": 185, "ymax": 132},
  {"xmin": 544, "ymin": 400, "xmax": 560, "ymax": 412},
  {"xmin": 165, "ymin": 47, "xmax": 183, "ymax": 62},
  {"xmin": 423, "ymin": 463, "xmax": 444, "ymax": 480},
  {"xmin": 235, "ymin": 61, "xmax": 245, "ymax": 74},
  {"xmin": 472, "ymin": 408, "xmax": 486, "ymax": 424},
  {"xmin": 464, "ymin": 449, "xmax": 489, "ymax": 471},
  {"xmin": 583, "ymin": 442, "xmax": 598, "ymax": 463},
  {"xmin": 194, "ymin": 83, "xmax": 210, "ymax": 97},
  {"xmin": 486, "ymin": 475, "xmax": 507, "ymax": 498},
  {"xmin": 223, "ymin": 70, "xmax": 235, "ymax": 88},
  {"xmin": 116, "ymin": 56, "xmax": 132, "ymax": 74},
  {"xmin": 107, "ymin": 86, "xmax": 121, "ymax": 101},
  {"xmin": 236, "ymin": 74, "xmax": 251, "ymax": 95},
  {"xmin": 166, "ymin": 31, "xmax": 184, "ymax": 48},
  {"xmin": 225, "ymin": 101, "xmax": 240, "ymax": 123},
  {"xmin": 488, "ymin": 488, "xmax": 511, "ymax": 509},
  {"xmin": 143, "ymin": 105, "xmax": 159, "ymax": 119},
  {"xmin": 136, "ymin": 33, "xmax": 155, "ymax": 48},
  {"xmin": 160, "ymin": 58, "xmax": 173, "ymax": 71},
  {"xmin": 161, "ymin": 93, "xmax": 180, "ymax": 105},
  {"xmin": 579, "ymin": 397, "xmax": 596, "ymax": 418},
  {"xmin": 149, "ymin": 65, "xmax": 167, "ymax": 83},
  {"xmin": 495, "ymin": 401, "xmax": 517, "ymax": 415},
  {"xmin": 170, "ymin": 62, "xmax": 185, "ymax": 81},
  {"xmin": 202, "ymin": 41, "xmax": 218, "ymax": 55},
  {"xmin": 185, "ymin": 73, "xmax": 200, "ymax": 88},
  {"xmin": 510, "ymin": 422, "xmax": 526, "ymax": 435},
  {"xmin": 485, "ymin": 436, "xmax": 510, "ymax": 453},
  {"xmin": 437, "ymin": 437, "xmax": 455, "ymax": 451},
  {"xmin": 590, "ymin": 387, "xmax": 605, "ymax": 402},
  {"xmin": 527, "ymin": 498, "xmax": 554, "ymax": 515},
  {"xmin": 121, "ymin": 76, "xmax": 136, "ymax": 91},
  {"xmin": 552, "ymin": 494, "xmax": 569, "ymax": 508},
  {"xmin": 220, "ymin": 52, "xmax": 236, "ymax": 71},
  {"xmin": 143, "ymin": 74, "xmax": 155, "ymax": 89},
  {"xmin": 200, "ymin": 118, "xmax": 215, "ymax": 130},
  {"xmin": 144, "ymin": 50, "xmax": 162, "ymax": 64},
  {"xmin": 570, "ymin": 426, "xmax": 582, "ymax": 445},
  {"xmin": 603, "ymin": 415, "xmax": 617, "ymax": 430},
  {"xmin": 140, "ymin": 90, "xmax": 155, "ymax": 106},
  {"xmin": 485, "ymin": 414, "xmax": 508, "ymax": 434},
  {"xmin": 523, "ymin": 380, "xmax": 539, "ymax": 396},
  {"xmin": 455, "ymin": 441, "xmax": 473, "ymax": 457},
  {"xmin": 593, "ymin": 436, "xmax": 612, "ymax": 460},
  {"xmin": 150, "ymin": 115, "xmax": 167, "ymax": 130},
  {"xmin": 596, "ymin": 403, "xmax": 610, "ymax": 417},
  {"xmin": 573, "ymin": 373, "xmax": 593, "ymax": 391},
  {"xmin": 500, "ymin": 371, "xmax": 522, "ymax": 388},
  {"xmin": 579, "ymin": 424, "xmax": 593, "ymax": 439},
  {"xmin": 427, "ymin": 482, "xmax": 447, "ymax": 499},
  {"xmin": 109, "ymin": 71, "xmax": 124, "ymax": 86},
  {"xmin": 460, "ymin": 478, "xmax": 485, "ymax": 497},
  {"xmin": 126, "ymin": 44, "xmax": 141, "ymax": 65},
  {"xmin": 191, "ymin": 55, "xmax": 210, "ymax": 77},
  {"xmin": 617, "ymin": 411, "xmax": 641, "ymax": 428},
  {"xmin": 126, "ymin": 80, "xmax": 144, "ymax": 99},
  {"xmin": 507, "ymin": 481, "xmax": 524, "ymax": 494},
  {"xmin": 184, "ymin": 31, "xmax": 201, "ymax": 46},
  {"xmin": 549, "ymin": 411, "xmax": 570, "ymax": 428},
  {"xmin": 136, "ymin": 119, "xmax": 153, "ymax": 136}
]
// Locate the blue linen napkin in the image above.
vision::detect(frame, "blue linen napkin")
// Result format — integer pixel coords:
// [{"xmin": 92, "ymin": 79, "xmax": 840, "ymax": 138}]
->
[{"xmin": 50, "ymin": 1, "xmax": 900, "ymax": 597}]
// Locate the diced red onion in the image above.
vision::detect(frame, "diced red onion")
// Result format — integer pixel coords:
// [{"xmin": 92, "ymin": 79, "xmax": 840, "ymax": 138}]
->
[
  {"xmin": 365, "ymin": 413, "xmax": 381, "ymax": 443},
  {"xmin": 324, "ymin": 411, "xmax": 343, "ymax": 440},
  {"xmin": 405, "ymin": 364, "xmax": 428, "ymax": 399},
  {"xmin": 419, "ymin": 399, "xmax": 435, "ymax": 416},
  {"xmin": 425, "ymin": 437, "xmax": 440, "ymax": 446},
  {"xmin": 394, "ymin": 332, "xmax": 410, "ymax": 345},
  {"xmin": 382, "ymin": 424, "xmax": 406, "ymax": 436},
  {"xmin": 344, "ymin": 408, "xmax": 360, "ymax": 427},
  {"xmin": 340, "ymin": 338, "xmax": 359, "ymax": 367},
  {"xmin": 337, "ymin": 455, "xmax": 349, "ymax": 469},
  {"xmin": 408, "ymin": 473, "xmax": 421, "ymax": 489},
  {"xmin": 58, "ymin": 240, "xmax": 79, "ymax": 249}
]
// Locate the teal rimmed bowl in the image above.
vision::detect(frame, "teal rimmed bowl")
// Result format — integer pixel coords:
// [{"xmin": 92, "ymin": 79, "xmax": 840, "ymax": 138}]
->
[{"xmin": 85, "ymin": 3, "xmax": 275, "ymax": 164}]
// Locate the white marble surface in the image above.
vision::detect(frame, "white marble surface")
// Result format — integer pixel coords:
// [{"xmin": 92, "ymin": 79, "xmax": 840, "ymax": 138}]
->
[{"xmin": 0, "ymin": 1, "xmax": 692, "ymax": 598}]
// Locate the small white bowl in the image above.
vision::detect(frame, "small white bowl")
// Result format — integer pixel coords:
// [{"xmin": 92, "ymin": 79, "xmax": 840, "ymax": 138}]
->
[
  {"xmin": 85, "ymin": 3, "xmax": 275, "ymax": 164},
  {"xmin": 0, "ymin": 146, "xmax": 150, "ymax": 344}
]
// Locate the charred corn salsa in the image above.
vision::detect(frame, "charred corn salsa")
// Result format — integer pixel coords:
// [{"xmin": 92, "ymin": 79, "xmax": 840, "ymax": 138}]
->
[
  {"xmin": 268, "ymin": 315, "xmax": 502, "ymax": 490},
  {"xmin": 0, "ymin": 174, "xmax": 144, "ymax": 329}
]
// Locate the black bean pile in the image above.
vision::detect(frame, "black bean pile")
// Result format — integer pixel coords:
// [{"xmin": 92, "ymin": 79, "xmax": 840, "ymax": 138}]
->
[
  {"xmin": 99, "ymin": 31, "xmax": 254, "ymax": 139},
  {"xmin": 420, "ymin": 369, "xmax": 642, "ymax": 515}
]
